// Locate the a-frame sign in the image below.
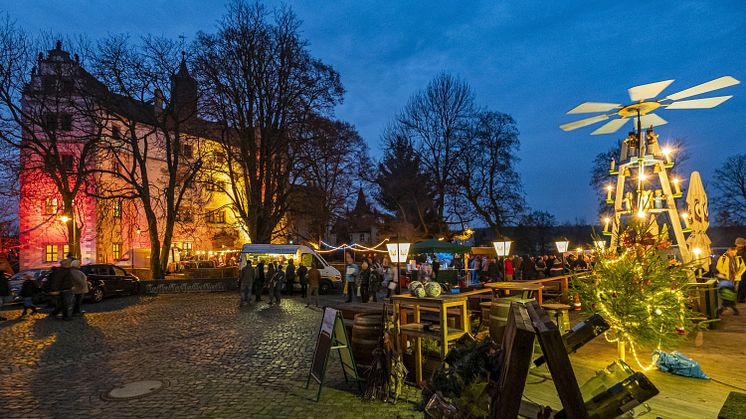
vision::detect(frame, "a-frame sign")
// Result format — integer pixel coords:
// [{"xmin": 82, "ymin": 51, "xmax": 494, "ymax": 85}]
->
[{"xmin": 306, "ymin": 307, "xmax": 361, "ymax": 401}]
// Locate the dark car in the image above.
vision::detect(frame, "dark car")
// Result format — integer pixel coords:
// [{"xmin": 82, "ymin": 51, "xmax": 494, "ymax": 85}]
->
[{"xmin": 80, "ymin": 264, "xmax": 140, "ymax": 303}]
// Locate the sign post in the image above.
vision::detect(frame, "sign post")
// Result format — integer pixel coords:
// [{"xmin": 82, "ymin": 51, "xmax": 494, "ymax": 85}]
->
[{"xmin": 306, "ymin": 307, "xmax": 361, "ymax": 401}]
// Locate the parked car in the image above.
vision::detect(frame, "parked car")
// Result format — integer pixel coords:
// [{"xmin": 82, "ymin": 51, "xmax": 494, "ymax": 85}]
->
[
  {"xmin": 8, "ymin": 268, "xmax": 49, "ymax": 302},
  {"xmin": 79, "ymin": 264, "xmax": 140, "ymax": 303}
]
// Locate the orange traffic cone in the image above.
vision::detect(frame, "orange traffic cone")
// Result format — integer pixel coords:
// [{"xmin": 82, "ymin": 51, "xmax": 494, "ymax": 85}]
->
[{"xmin": 573, "ymin": 293, "xmax": 581, "ymax": 311}]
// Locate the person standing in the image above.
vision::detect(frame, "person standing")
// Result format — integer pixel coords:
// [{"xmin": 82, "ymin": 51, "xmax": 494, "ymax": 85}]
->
[
  {"xmin": 70, "ymin": 260, "xmax": 89, "ymax": 316},
  {"xmin": 504, "ymin": 257, "xmax": 514, "ymax": 281},
  {"xmin": 307, "ymin": 261, "xmax": 321, "ymax": 308},
  {"xmin": 47, "ymin": 259, "xmax": 74, "ymax": 320},
  {"xmin": 0, "ymin": 271, "xmax": 9, "ymax": 321},
  {"xmin": 345, "ymin": 252, "xmax": 360, "ymax": 303},
  {"xmin": 254, "ymin": 261, "xmax": 265, "ymax": 303},
  {"xmin": 239, "ymin": 259, "xmax": 255, "ymax": 306},
  {"xmin": 470, "ymin": 256, "xmax": 481, "ymax": 285},
  {"xmin": 266, "ymin": 262, "xmax": 276, "ymax": 298},
  {"xmin": 359, "ymin": 260, "xmax": 372, "ymax": 303},
  {"xmin": 269, "ymin": 264, "xmax": 286, "ymax": 305},
  {"xmin": 297, "ymin": 262, "xmax": 308, "ymax": 299},
  {"xmin": 284, "ymin": 259, "xmax": 296, "ymax": 296},
  {"xmin": 19, "ymin": 273, "xmax": 39, "ymax": 317},
  {"xmin": 736, "ymin": 238, "xmax": 746, "ymax": 303},
  {"xmin": 716, "ymin": 247, "xmax": 746, "ymax": 306},
  {"xmin": 432, "ymin": 256, "xmax": 440, "ymax": 280}
]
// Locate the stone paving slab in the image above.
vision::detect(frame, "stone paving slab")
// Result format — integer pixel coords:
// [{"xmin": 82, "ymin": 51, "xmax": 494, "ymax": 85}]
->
[{"xmin": 0, "ymin": 293, "xmax": 422, "ymax": 418}]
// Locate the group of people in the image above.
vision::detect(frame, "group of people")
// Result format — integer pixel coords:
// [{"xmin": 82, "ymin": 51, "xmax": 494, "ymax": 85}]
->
[
  {"xmin": 0, "ymin": 256, "xmax": 89, "ymax": 322},
  {"xmin": 343, "ymin": 252, "xmax": 397, "ymax": 303},
  {"xmin": 238, "ymin": 258, "xmax": 322, "ymax": 308},
  {"xmin": 467, "ymin": 253, "xmax": 592, "ymax": 284}
]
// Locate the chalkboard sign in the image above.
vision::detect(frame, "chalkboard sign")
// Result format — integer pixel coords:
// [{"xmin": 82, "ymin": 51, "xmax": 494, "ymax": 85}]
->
[{"xmin": 306, "ymin": 307, "xmax": 360, "ymax": 401}]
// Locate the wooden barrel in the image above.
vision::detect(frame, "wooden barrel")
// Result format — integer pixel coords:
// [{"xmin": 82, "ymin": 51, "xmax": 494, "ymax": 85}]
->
[
  {"xmin": 351, "ymin": 313, "xmax": 383, "ymax": 369},
  {"xmin": 489, "ymin": 297, "xmax": 534, "ymax": 343}
]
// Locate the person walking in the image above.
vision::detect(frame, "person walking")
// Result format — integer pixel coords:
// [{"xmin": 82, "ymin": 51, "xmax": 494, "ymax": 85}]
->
[
  {"xmin": 266, "ymin": 262, "xmax": 276, "ymax": 299},
  {"xmin": 70, "ymin": 260, "xmax": 89, "ymax": 316},
  {"xmin": 19, "ymin": 273, "xmax": 39, "ymax": 317},
  {"xmin": 269, "ymin": 264, "xmax": 286, "ymax": 305},
  {"xmin": 254, "ymin": 261, "xmax": 265, "ymax": 303},
  {"xmin": 504, "ymin": 257, "xmax": 514, "ymax": 281},
  {"xmin": 716, "ymin": 247, "xmax": 745, "ymax": 307},
  {"xmin": 735, "ymin": 238, "xmax": 746, "ymax": 303},
  {"xmin": 239, "ymin": 259, "xmax": 255, "ymax": 306},
  {"xmin": 284, "ymin": 259, "xmax": 296, "ymax": 296},
  {"xmin": 0, "ymin": 271, "xmax": 10, "ymax": 321},
  {"xmin": 345, "ymin": 252, "xmax": 360, "ymax": 303},
  {"xmin": 306, "ymin": 262, "xmax": 321, "ymax": 308}
]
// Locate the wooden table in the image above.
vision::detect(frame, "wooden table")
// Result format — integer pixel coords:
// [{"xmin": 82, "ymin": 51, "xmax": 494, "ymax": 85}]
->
[
  {"xmin": 483, "ymin": 281, "xmax": 545, "ymax": 305},
  {"xmin": 392, "ymin": 293, "xmax": 474, "ymax": 384}
]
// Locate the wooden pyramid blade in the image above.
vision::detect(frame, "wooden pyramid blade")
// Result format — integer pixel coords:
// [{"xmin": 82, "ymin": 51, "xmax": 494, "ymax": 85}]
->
[
  {"xmin": 591, "ymin": 118, "xmax": 629, "ymax": 135},
  {"xmin": 628, "ymin": 80, "xmax": 674, "ymax": 101},
  {"xmin": 636, "ymin": 113, "xmax": 668, "ymax": 128},
  {"xmin": 666, "ymin": 76, "xmax": 740, "ymax": 101},
  {"xmin": 567, "ymin": 102, "xmax": 621, "ymax": 114},
  {"xmin": 666, "ymin": 95, "xmax": 733, "ymax": 109},
  {"xmin": 560, "ymin": 114, "xmax": 609, "ymax": 132}
]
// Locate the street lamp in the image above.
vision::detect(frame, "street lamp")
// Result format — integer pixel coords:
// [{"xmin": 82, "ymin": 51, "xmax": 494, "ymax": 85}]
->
[
  {"xmin": 555, "ymin": 238, "xmax": 569, "ymax": 269},
  {"xmin": 493, "ymin": 239, "xmax": 512, "ymax": 281},
  {"xmin": 59, "ymin": 214, "xmax": 75, "ymax": 259},
  {"xmin": 386, "ymin": 242, "xmax": 410, "ymax": 294}
]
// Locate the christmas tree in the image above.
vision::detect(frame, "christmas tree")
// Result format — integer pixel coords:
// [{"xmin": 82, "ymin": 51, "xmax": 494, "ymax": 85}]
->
[{"xmin": 574, "ymin": 220, "xmax": 695, "ymax": 368}]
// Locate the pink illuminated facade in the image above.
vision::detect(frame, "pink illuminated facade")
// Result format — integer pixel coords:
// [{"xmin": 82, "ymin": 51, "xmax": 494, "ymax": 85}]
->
[{"xmin": 19, "ymin": 43, "xmax": 248, "ymax": 271}]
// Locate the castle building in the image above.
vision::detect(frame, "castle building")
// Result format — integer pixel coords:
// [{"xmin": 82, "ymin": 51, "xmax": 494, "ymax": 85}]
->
[{"xmin": 18, "ymin": 42, "xmax": 248, "ymax": 271}]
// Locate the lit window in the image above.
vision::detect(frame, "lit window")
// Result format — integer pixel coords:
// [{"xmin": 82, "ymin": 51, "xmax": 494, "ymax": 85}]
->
[
  {"xmin": 112, "ymin": 243, "xmax": 121, "ymax": 260},
  {"xmin": 44, "ymin": 198, "xmax": 58, "ymax": 215},
  {"xmin": 183, "ymin": 242, "xmax": 193, "ymax": 255},
  {"xmin": 44, "ymin": 244, "xmax": 58, "ymax": 263},
  {"xmin": 113, "ymin": 200, "xmax": 122, "ymax": 218},
  {"xmin": 63, "ymin": 245, "xmax": 69, "ymax": 257},
  {"xmin": 206, "ymin": 209, "xmax": 225, "ymax": 224}
]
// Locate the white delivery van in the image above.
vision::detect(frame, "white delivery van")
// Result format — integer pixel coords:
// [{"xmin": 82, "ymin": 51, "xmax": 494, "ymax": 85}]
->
[{"xmin": 239, "ymin": 244, "xmax": 342, "ymax": 294}]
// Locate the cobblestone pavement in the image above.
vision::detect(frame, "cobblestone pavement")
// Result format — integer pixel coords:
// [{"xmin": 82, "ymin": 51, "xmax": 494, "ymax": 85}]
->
[{"xmin": 0, "ymin": 292, "xmax": 421, "ymax": 418}]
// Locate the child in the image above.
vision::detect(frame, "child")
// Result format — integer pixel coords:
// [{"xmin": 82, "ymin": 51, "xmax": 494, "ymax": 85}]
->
[
  {"xmin": 717, "ymin": 274, "xmax": 739, "ymax": 316},
  {"xmin": 20, "ymin": 273, "xmax": 39, "ymax": 316}
]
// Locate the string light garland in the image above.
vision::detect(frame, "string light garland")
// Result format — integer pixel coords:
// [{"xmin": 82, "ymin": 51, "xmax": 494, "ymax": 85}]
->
[{"xmin": 573, "ymin": 221, "xmax": 696, "ymax": 368}]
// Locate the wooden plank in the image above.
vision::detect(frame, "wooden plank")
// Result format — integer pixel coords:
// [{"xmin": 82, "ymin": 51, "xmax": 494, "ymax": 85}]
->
[
  {"xmin": 490, "ymin": 302, "xmax": 536, "ymax": 419},
  {"xmin": 526, "ymin": 301, "xmax": 588, "ymax": 419}
]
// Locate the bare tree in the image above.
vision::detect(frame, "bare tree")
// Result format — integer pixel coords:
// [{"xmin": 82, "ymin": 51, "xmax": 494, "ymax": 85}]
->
[
  {"xmin": 454, "ymin": 111, "xmax": 525, "ymax": 233},
  {"xmin": 292, "ymin": 115, "xmax": 367, "ymax": 242},
  {"xmin": 397, "ymin": 72, "xmax": 474, "ymax": 231},
  {"xmin": 87, "ymin": 35, "xmax": 205, "ymax": 279},
  {"xmin": 193, "ymin": 1, "xmax": 343, "ymax": 243},
  {"xmin": 713, "ymin": 154, "xmax": 746, "ymax": 225},
  {"xmin": 0, "ymin": 19, "xmax": 102, "ymax": 259}
]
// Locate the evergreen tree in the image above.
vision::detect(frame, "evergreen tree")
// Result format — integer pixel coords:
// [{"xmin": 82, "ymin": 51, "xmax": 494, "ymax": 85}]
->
[
  {"xmin": 374, "ymin": 132, "xmax": 444, "ymax": 237},
  {"xmin": 573, "ymin": 221, "xmax": 695, "ymax": 366}
]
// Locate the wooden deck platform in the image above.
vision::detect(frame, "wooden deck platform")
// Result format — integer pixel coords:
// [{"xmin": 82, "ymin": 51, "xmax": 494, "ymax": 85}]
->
[{"xmin": 522, "ymin": 310, "xmax": 746, "ymax": 418}]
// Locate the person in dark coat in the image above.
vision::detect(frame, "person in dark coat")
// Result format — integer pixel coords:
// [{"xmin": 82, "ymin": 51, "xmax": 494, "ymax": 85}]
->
[
  {"xmin": 297, "ymin": 262, "xmax": 308, "ymax": 299},
  {"xmin": 522, "ymin": 255, "xmax": 537, "ymax": 280},
  {"xmin": 20, "ymin": 273, "xmax": 39, "ymax": 316},
  {"xmin": 239, "ymin": 259, "xmax": 255, "ymax": 306},
  {"xmin": 47, "ymin": 260, "xmax": 74, "ymax": 320},
  {"xmin": 0, "ymin": 272, "xmax": 10, "ymax": 321},
  {"xmin": 254, "ymin": 261, "xmax": 265, "ymax": 303},
  {"xmin": 359, "ymin": 260, "xmax": 372, "ymax": 303},
  {"xmin": 284, "ymin": 259, "xmax": 296, "ymax": 295}
]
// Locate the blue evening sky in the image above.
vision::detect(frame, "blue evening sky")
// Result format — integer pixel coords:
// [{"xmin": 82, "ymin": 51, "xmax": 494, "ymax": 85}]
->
[{"xmin": 4, "ymin": 0, "xmax": 745, "ymax": 224}]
